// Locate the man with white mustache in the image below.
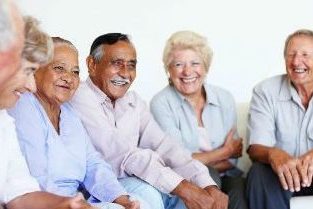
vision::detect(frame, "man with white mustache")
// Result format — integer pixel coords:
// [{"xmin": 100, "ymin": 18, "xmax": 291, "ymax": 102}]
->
[
  {"xmin": 71, "ymin": 33, "xmax": 228, "ymax": 209},
  {"xmin": 247, "ymin": 29, "xmax": 313, "ymax": 209}
]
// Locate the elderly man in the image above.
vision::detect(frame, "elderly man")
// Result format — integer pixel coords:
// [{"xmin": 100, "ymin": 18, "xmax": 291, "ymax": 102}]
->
[
  {"xmin": 247, "ymin": 29, "xmax": 313, "ymax": 209},
  {"xmin": 0, "ymin": 1, "xmax": 95, "ymax": 209},
  {"xmin": 70, "ymin": 33, "xmax": 228, "ymax": 209}
]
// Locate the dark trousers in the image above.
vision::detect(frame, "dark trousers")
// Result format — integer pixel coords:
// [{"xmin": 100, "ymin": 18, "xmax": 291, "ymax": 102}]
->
[
  {"xmin": 246, "ymin": 162, "xmax": 313, "ymax": 209},
  {"xmin": 209, "ymin": 167, "xmax": 248, "ymax": 209}
]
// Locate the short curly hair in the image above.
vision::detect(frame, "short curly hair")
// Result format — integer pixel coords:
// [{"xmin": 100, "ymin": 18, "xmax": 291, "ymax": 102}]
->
[
  {"xmin": 163, "ymin": 31, "xmax": 213, "ymax": 76},
  {"xmin": 284, "ymin": 29, "xmax": 313, "ymax": 58}
]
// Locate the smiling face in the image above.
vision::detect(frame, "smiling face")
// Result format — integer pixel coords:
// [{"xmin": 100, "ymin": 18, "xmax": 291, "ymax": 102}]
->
[
  {"xmin": 285, "ymin": 35, "xmax": 313, "ymax": 89},
  {"xmin": 35, "ymin": 44, "xmax": 79, "ymax": 106},
  {"xmin": 0, "ymin": 58, "xmax": 38, "ymax": 109},
  {"xmin": 168, "ymin": 49, "xmax": 206, "ymax": 97},
  {"xmin": 88, "ymin": 40, "xmax": 137, "ymax": 102}
]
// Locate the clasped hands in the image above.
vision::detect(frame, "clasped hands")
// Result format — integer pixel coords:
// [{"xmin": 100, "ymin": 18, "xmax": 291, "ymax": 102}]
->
[{"xmin": 269, "ymin": 148, "xmax": 313, "ymax": 192}]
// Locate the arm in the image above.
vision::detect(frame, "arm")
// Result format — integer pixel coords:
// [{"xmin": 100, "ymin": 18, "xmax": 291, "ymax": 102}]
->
[
  {"xmin": 7, "ymin": 192, "xmax": 95, "ymax": 209},
  {"xmin": 83, "ymin": 132, "xmax": 139, "ymax": 208},
  {"xmin": 248, "ymin": 87, "xmax": 300, "ymax": 192}
]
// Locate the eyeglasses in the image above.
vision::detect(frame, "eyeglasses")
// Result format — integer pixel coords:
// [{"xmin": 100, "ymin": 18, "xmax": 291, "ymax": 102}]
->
[
  {"xmin": 170, "ymin": 60, "xmax": 202, "ymax": 70},
  {"xmin": 109, "ymin": 58, "xmax": 137, "ymax": 71}
]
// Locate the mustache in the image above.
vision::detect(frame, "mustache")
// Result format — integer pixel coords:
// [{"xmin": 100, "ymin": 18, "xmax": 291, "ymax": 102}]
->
[{"xmin": 110, "ymin": 75, "xmax": 130, "ymax": 84}]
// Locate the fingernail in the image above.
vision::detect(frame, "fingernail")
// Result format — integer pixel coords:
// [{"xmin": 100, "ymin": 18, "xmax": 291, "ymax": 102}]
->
[{"xmin": 296, "ymin": 187, "xmax": 300, "ymax": 191}]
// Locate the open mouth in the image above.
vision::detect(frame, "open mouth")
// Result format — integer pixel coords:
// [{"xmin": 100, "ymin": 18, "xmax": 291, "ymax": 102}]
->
[
  {"xmin": 293, "ymin": 68, "xmax": 308, "ymax": 74},
  {"xmin": 110, "ymin": 79, "xmax": 130, "ymax": 86},
  {"xmin": 181, "ymin": 77, "xmax": 197, "ymax": 83}
]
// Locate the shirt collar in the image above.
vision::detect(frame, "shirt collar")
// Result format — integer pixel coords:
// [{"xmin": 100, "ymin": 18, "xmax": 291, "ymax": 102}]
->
[
  {"xmin": 86, "ymin": 76, "xmax": 136, "ymax": 107},
  {"xmin": 278, "ymin": 75, "xmax": 301, "ymax": 102}
]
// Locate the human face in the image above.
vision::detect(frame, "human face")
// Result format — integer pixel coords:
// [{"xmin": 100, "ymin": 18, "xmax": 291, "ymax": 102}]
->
[
  {"xmin": 0, "ymin": 2, "xmax": 24, "ymax": 90},
  {"xmin": 0, "ymin": 59, "xmax": 38, "ymax": 109},
  {"xmin": 285, "ymin": 35, "xmax": 313, "ymax": 89},
  {"xmin": 168, "ymin": 49, "xmax": 206, "ymax": 97},
  {"xmin": 35, "ymin": 44, "xmax": 79, "ymax": 106},
  {"xmin": 88, "ymin": 41, "xmax": 137, "ymax": 102}
]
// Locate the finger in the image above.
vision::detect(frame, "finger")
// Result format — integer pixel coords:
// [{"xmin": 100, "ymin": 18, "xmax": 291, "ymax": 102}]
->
[
  {"xmin": 307, "ymin": 164, "xmax": 313, "ymax": 186},
  {"xmin": 290, "ymin": 167, "xmax": 301, "ymax": 192},
  {"xmin": 283, "ymin": 167, "xmax": 295, "ymax": 192},
  {"xmin": 277, "ymin": 170, "xmax": 288, "ymax": 190},
  {"xmin": 226, "ymin": 129, "xmax": 235, "ymax": 142},
  {"xmin": 298, "ymin": 160, "xmax": 308, "ymax": 187}
]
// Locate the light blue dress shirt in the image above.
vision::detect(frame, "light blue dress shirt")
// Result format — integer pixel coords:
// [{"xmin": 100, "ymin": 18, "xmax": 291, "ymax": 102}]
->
[
  {"xmin": 248, "ymin": 74, "xmax": 313, "ymax": 157},
  {"xmin": 8, "ymin": 93, "xmax": 127, "ymax": 203},
  {"xmin": 150, "ymin": 84, "xmax": 242, "ymax": 176}
]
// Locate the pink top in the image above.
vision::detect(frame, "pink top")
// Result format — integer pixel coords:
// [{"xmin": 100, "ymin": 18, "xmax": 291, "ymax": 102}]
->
[{"xmin": 70, "ymin": 77, "xmax": 216, "ymax": 193}]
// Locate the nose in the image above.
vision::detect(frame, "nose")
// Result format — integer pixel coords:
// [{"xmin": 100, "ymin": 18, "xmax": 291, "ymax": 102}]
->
[
  {"xmin": 118, "ymin": 66, "xmax": 130, "ymax": 78},
  {"xmin": 182, "ymin": 64, "xmax": 192, "ymax": 75},
  {"xmin": 61, "ymin": 71, "xmax": 74, "ymax": 83},
  {"xmin": 25, "ymin": 74, "xmax": 37, "ymax": 93},
  {"xmin": 291, "ymin": 53, "xmax": 303, "ymax": 66}
]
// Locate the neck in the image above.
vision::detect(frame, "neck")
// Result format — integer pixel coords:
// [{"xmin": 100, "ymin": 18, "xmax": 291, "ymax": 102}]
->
[
  {"xmin": 294, "ymin": 83, "xmax": 313, "ymax": 109},
  {"xmin": 184, "ymin": 87, "xmax": 206, "ymax": 126},
  {"xmin": 35, "ymin": 92, "xmax": 61, "ymax": 133}
]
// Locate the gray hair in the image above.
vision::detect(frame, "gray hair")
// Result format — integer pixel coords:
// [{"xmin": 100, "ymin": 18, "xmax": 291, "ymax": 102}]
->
[
  {"xmin": 90, "ymin": 44, "xmax": 104, "ymax": 63},
  {"xmin": 52, "ymin": 36, "xmax": 79, "ymax": 54},
  {"xmin": 163, "ymin": 30, "xmax": 213, "ymax": 75},
  {"xmin": 284, "ymin": 29, "xmax": 313, "ymax": 58},
  {"xmin": 0, "ymin": 0, "xmax": 15, "ymax": 51}
]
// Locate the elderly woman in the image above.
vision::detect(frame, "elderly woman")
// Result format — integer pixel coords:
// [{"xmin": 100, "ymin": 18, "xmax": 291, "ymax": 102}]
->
[
  {"xmin": 0, "ymin": 16, "xmax": 94, "ymax": 209},
  {"xmin": 150, "ymin": 31, "xmax": 247, "ymax": 209},
  {"xmin": 8, "ymin": 36, "xmax": 140, "ymax": 209}
]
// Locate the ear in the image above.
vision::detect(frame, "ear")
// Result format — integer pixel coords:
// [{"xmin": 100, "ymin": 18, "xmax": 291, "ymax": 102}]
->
[{"xmin": 86, "ymin": 55, "xmax": 96, "ymax": 77}]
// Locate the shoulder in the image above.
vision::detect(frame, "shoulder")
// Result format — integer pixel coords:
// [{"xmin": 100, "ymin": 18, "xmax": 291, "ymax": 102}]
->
[
  {"xmin": 205, "ymin": 83, "xmax": 235, "ymax": 108},
  {"xmin": 253, "ymin": 74, "xmax": 286, "ymax": 95},
  {"xmin": 151, "ymin": 85, "xmax": 181, "ymax": 107}
]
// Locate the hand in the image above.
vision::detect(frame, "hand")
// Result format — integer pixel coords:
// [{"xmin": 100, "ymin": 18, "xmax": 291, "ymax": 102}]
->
[
  {"xmin": 172, "ymin": 180, "xmax": 214, "ymax": 209},
  {"xmin": 53, "ymin": 193, "xmax": 97, "ymax": 209},
  {"xmin": 113, "ymin": 195, "xmax": 140, "ymax": 209},
  {"xmin": 298, "ymin": 150, "xmax": 313, "ymax": 187},
  {"xmin": 223, "ymin": 129, "xmax": 243, "ymax": 158},
  {"xmin": 204, "ymin": 186, "xmax": 228, "ymax": 209},
  {"xmin": 268, "ymin": 147, "xmax": 300, "ymax": 192}
]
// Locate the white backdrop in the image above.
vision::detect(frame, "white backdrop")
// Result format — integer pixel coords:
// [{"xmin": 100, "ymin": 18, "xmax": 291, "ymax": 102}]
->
[{"xmin": 17, "ymin": 0, "xmax": 313, "ymax": 103}]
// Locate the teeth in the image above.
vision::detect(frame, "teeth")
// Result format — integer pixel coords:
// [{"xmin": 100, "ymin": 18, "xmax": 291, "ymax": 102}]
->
[
  {"xmin": 181, "ymin": 77, "xmax": 197, "ymax": 83},
  {"xmin": 294, "ymin": 68, "xmax": 306, "ymax": 73},
  {"xmin": 111, "ymin": 80, "xmax": 128, "ymax": 86}
]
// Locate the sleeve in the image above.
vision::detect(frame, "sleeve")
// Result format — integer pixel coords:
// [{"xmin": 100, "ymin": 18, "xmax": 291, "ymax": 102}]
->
[
  {"xmin": 139, "ymin": 98, "xmax": 216, "ymax": 189},
  {"xmin": 150, "ymin": 95, "xmax": 184, "ymax": 145},
  {"xmin": 83, "ymin": 133, "xmax": 127, "ymax": 203},
  {"xmin": 8, "ymin": 94, "xmax": 48, "ymax": 187},
  {"xmin": 247, "ymin": 85, "xmax": 276, "ymax": 147},
  {"xmin": 3, "ymin": 118, "xmax": 40, "ymax": 203}
]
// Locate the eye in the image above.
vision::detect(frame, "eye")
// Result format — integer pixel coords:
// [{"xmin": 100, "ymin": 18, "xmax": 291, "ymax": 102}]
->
[
  {"xmin": 53, "ymin": 66, "xmax": 65, "ymax": 72},
  {"xmin": 191, "ymin": 61, "xmax": 201, "ymax": 67},
  {"xmin": 173, "ymin": 62, "xmax": 184, "ymax": 68},
  {"xmin": 126, "ymin": 62, "xmax": 136, "ymax": 70}
]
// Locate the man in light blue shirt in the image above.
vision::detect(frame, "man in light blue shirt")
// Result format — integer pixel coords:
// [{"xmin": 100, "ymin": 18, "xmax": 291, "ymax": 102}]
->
[{"xmin": 247, "ymin": 29, "xmax": 313, "ymax": 209}]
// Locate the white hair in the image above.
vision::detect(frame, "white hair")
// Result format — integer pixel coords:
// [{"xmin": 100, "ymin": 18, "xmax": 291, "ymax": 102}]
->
[{"xmin": 0, "ymin": 0, "xmax": 15, "ymax": 52}]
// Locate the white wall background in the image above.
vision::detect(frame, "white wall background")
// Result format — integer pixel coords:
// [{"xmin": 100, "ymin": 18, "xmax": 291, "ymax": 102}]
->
[{"xmin": 16, "ymin": 0, "xmax": 313, "ymax": 103}]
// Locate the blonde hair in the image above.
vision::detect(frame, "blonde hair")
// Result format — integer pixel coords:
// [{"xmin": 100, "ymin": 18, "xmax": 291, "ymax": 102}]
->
[
  {"xmin": 163, "ymin": 31, "xmax": 213, "ymax": 75},
  {"xmin": 284, "ymin": 29, "xmax": 313, "ymax": 58},
  {"xmin": 22, "ymin": 16, "xmax": 53, "ymax": 65}
]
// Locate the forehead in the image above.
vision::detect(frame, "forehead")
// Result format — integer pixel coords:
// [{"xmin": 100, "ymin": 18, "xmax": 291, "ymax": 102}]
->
[
  {"xmin": 171, "ymin": 48, "xmax": 200, "ymax": 60},
  {"xmin": 287, "ymin": 35, "xmax": 313, "ymax": 51},
  {"xmin": 102, "ymin": 41, "xmax": 136, "ymax": 59},
  {"xmin": 53, "ymin": 44, "xmax": 78, "ymax": 63}
]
